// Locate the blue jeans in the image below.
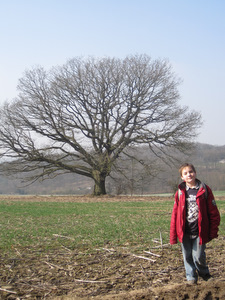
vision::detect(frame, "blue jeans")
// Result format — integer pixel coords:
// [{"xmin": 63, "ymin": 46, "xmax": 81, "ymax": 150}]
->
[{"xmin": 181, "ymin": 235, "xmax": 209, "ymax": 281}]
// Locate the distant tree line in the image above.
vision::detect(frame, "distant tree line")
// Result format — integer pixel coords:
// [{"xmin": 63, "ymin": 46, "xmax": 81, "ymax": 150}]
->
[{"xmin": 0, "ymin": 143, "xmax": 225, "ymax": 195}]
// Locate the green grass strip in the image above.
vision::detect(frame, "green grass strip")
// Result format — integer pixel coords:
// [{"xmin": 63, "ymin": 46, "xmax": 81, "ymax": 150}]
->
[{"xmin": 0, "ymin": 199, "xmax": 224, "ymax": 254}]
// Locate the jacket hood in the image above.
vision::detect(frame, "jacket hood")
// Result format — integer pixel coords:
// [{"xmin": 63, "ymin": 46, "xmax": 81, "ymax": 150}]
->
[{"xmin": 178, "ymin": 179, "xmax": 202, "ymax": 191}]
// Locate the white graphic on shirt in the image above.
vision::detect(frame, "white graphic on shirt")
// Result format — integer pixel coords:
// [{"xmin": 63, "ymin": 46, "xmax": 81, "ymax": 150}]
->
[
  {"xmin": 212, "ymin": 199, "xmax": 217, "ymax": 206},
  {"xmin": 186, "ymin": 194, "xmax": 199, "ymax": 223}
]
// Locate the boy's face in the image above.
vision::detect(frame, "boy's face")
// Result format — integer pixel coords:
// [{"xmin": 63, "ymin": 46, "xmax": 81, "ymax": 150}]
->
[{"xmin": 181, "ymin": 166, "xmax": 197, "ymax": 187}]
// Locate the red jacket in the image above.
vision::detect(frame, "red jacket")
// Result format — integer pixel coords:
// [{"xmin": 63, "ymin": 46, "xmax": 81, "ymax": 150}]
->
[{"xmin": 170, "ymin": 181, "xmax": 220, "ymax": 245}]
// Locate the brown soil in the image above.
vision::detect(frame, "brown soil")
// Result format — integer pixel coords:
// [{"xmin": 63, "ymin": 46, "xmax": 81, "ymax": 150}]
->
[{"xmin": 0, "ymin": 195, "xmax": 224, "ymax": 300}]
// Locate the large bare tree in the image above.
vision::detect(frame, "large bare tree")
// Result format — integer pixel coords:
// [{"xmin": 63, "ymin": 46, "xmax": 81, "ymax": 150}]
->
[{"xmin": 0, "ymin": 54, "xmax": 201, "ymax": 195}]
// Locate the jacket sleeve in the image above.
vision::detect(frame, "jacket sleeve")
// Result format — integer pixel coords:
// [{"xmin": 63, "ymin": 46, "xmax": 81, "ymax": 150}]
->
[
  {"xmin": 170, "ymin": 192, "xmax": 179, "ymax": 244},
  {"xmin": 207, "ymin": 186, "xmax": 220, "ymax": 240}
]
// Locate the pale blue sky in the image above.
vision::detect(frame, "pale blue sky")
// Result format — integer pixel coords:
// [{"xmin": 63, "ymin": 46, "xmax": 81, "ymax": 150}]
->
[{"xmin": 0, "ymin": 0, "xmax": 224, "ymax": 145}]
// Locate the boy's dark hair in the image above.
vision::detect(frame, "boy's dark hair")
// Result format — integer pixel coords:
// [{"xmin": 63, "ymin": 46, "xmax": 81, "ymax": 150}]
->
[{"xmin": 179, "ymin": 163, "xmax": 196, "ymax": 176}]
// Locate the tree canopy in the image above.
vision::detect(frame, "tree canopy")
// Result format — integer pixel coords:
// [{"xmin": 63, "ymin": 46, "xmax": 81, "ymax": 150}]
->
[{"xmin": 0, "ymin": 54, "xmax": 201, "ymax": 195}]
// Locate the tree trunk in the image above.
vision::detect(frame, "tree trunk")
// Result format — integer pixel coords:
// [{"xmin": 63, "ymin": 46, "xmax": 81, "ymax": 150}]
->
[{"xmin": 92, "ymin": 170, "xmax": 107, "ymax": 196}]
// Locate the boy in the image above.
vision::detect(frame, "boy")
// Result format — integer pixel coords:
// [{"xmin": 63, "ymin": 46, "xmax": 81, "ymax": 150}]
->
[{"xmin": 170, "ymin": 163, "xmax": 220, "ymax": 284}]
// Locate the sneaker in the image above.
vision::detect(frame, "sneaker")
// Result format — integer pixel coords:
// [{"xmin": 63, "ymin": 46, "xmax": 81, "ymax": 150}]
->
[
  {"xmin": 187, "ymin": 279, "xmax": 197, "ymax": 285},
  {"xmin": 199, "ymin": 273, "xmax": 213, "ymax": 281}
]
